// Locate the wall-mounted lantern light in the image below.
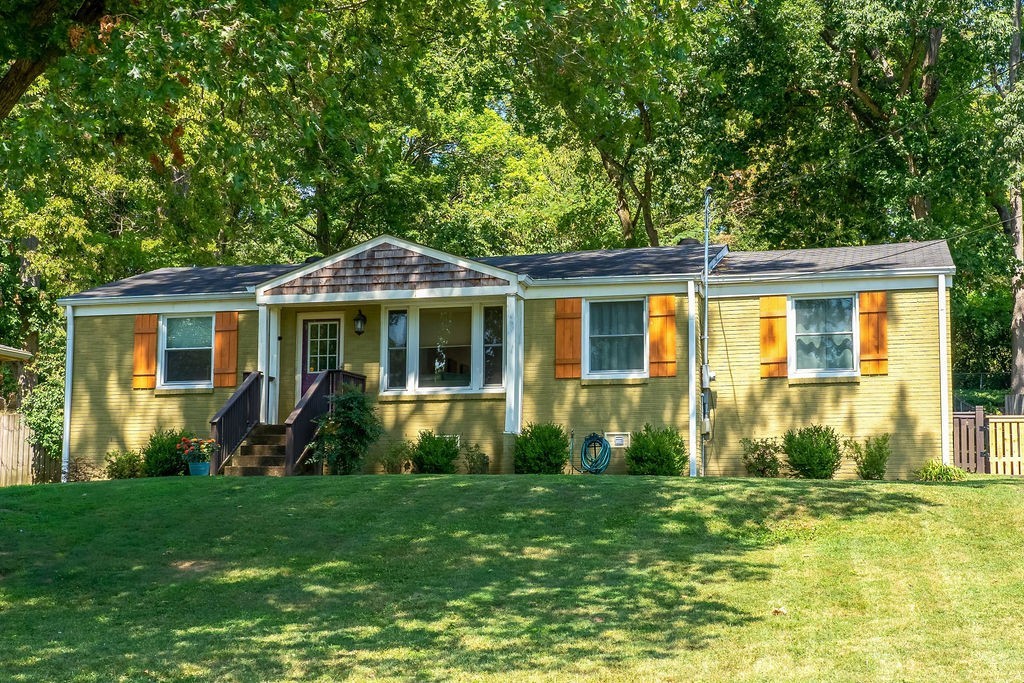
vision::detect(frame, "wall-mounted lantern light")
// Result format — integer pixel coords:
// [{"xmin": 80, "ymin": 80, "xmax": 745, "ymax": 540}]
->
[{"xmin": 353, "ymin": 310, "xmax": 367, "ymax": 336}]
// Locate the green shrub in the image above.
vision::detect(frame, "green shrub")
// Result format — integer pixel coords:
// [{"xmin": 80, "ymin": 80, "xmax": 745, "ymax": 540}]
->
[
  {"xmin": 312, "ymin": 385, "xmax": 384, "ymax": 475},
  {"xmin": 740, "ymin": 437, "xmax": 783, "ymax": 477},
  {"xmin": 410, "ymin": 431, "xmax": 461, "ymax": 474},
  {"xmin": 377, "ymin": 441, "xmax": 413, "ymax": 474},
  {"xmin": 783, "ymin": 425, "xmax": 844, "ymax": 479},
  {"xmin": 514, "ymin": 422, "xmax": 568, "ymax": 474},
  {"xmin": 916, "ymin": 460, "xmax": 968, "ymax": 482},
  {"xmin": 848, "ymin": 434, "xmax": 891, "ymax": 480},
  {"xmin": 624, "ymin": 424, "xmax": 686, "ymax": 475},
  {"xmin": 462, "ymin": 442, "xmax": 490, "ymax": 474},
  {"xmin": 142, "ymin": 428, "xmax": 193, "ymax": 477},
  {"xmin": 105, "ymin": 449, "xmax": 145, "ymax": 479}
]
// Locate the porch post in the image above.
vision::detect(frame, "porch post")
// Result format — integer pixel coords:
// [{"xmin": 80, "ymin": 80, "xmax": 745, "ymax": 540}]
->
[
  {"xmin": 61, "ymin": 305, "xmax": 74, "ymax": 483},
  {"xmin": 504, "ymin": 294, "xmax": 522, "ymax": 434},
  {"xmin": 687, "ymin": 281, "xmax": 698, "ymax": 477},
  {"xmin": 938, "ymin": 274, "xmax": 951, "ymax": 465},
  {"xmin": 267, "ymin": 306, "xmax": 281, "ymax": 424},
  {"xmin": 257, "ymin": 304, "xmax": 269, "ymax": 423}
]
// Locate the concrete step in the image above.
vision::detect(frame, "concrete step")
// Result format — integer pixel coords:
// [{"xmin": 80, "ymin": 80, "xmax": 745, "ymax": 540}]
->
[
  {"xmin": 253, "ymin": 424, "xmax": 287, "ymax": 436},
  {"xmin": 245, "ymin": 432, "xmax": 287, "ymax": 446},
  {"xmin": 240, "ymin": 443, "xmax": 287, "ymax": 457},
  {"xmin": 223, "ymin": 465, "xmax": 286, "ymax": 477},
  {"xmin": 232, "ymin": 455, "xmax": 285, "ymax": 468}
]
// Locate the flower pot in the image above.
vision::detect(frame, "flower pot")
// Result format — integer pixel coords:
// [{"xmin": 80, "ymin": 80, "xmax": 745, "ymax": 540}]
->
[{"xmin": 189, "ymin": 462, "xmax": 211, "ymax": 476}]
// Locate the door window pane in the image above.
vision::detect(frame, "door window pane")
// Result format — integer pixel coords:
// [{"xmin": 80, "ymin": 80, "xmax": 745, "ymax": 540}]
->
[
  {"xmin": 387, "ymin": 311, "xmax": 408, "ymax": 389},
  {"xmin": 306, "ymin": 321, "xmax": 340, "ymax": 373},
  {"xmin": 588, "ymin": 300, "xmax": 645, "ymax": 373},
  {"xmin": 419, "ymin": 307, "xmax": 472, "ymax": 388}
]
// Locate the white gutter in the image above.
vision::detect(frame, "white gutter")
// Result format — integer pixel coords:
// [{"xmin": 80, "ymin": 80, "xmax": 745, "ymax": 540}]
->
[
  {"xmin": 938, "ymin": 274, "xmax": 951, "ymax": 465},
  {"xmin": 687, "ymin": 281, "xmax": 698, "ymax": 477},
  {"xmin": 56, "ymin": 292, "xmax": 256, "ymax": 307},
  {"xmin": 709, "ymin": 265, "xmax": 956, "ymax": 286},
  {"xmin": 61, "ymin": 305, "xmax": 74, "ymax": 483}
]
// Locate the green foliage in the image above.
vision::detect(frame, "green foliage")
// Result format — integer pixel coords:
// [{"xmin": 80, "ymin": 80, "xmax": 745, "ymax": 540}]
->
[
  {"xmin": 783, "ymin": 425, "xmax": 844, "ymax": 480},
  {"xmin": 104, "ymin": 449, "xmax": 145, "ymax": 480},
  {"xmin": 740, "ymin": 437, "xmax": 783, "ymax": 478},
  {"xmin": 409, "ymin": 431, "xmax": 461, "ymax": 474},
  {"xmin": 847, "ymin": 434, "xmax": 892, "ymax": 481},
  {"xmin": 623, "ymin": 424, "xmax": 686, "ymax": 476},
  {"xmin": 916, "ymin": 461, "xmax": 968, "ymax": 482},
  {"xmin": 377, "ymin": 441, "xmax": 413, "ymax": 474},
  {"xmin": 142, "ymin": 428, "xmax": 193, "ymax": 477},
  {"xmin": 461, "ymin": 442, "xmax": 490, "ymax": 475},
  {"xmin": 312, "ymin": 386, "xmax": 383, "ymax": 475},
  {"xmin": 514, "ymin": 422, "xmax": 568, "ymax": 474}
]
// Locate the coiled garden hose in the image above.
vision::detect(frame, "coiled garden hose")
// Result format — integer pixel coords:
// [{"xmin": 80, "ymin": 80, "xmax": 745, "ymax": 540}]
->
[{"xmin": 577, "ymin": 432, "xmax": 611, "ymax": 474}]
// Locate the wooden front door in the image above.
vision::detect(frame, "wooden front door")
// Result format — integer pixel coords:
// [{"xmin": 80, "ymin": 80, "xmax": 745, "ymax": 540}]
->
[{"xmin": 301, "ymin": 318, "xmax": 342, "ymax": 397}]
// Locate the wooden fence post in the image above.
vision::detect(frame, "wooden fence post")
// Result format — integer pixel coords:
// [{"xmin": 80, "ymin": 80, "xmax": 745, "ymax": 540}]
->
[{"xmin": 975, "ymin": 404, "xmax": 990, "ymax": 474}]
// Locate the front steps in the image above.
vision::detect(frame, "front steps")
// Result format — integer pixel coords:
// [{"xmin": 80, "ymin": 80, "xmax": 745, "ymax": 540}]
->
[{"xmin": 224, "ymin": 424, "xmax": 287, "ymax": 477}]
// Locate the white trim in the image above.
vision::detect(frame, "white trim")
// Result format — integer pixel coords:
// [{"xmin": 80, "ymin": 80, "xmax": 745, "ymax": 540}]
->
[
  {"xmin": 786, "ymin": 294, "xmax": 860, "ymax": 379},
  {"xmin": 258, "ymin": 306, "xmax": 268, "ymax": 421},
  {"xmin": 687, "ymin": 282, "xmax": 698, "ymax": 477},
  {"xmin": 254, "ymin": 234, "xmax": 518, "ymax": 298},
  {"xmin": 710, "ymin": 265, "xmax": 955, "ymax": 285},
  {"xmin": 503, "ymin": 295, "xmax": 522, "ymax": 433},
  {"xmin": 938, "ymin": 274, "xmax": 951, "ymax": 465},
  {"xmin": 514, "ymin": 296, "xmax": 525, "ymax": 434},
  {"xmin": 708, "ymin": 274, "xmax": 943, "ymax": 299},
  {"xmin": 156, "ymin": 314, "xmax": 216, "ymax": 389},
  {"xmin": 581, "ymin": 297, "xmax": 649, "ymax": 380},
  {"xmin": 260, "ymin": 285, "xmax": 516, "ymax": 306},
  {"xmin": 267, "ymin": 306, "xmax": 281, "ymax": 423},
  {"xmin": 522, "ymin": 280, "xmax": 693, "ymax": 300},
  {"xmin": 67, "ymin": 298, "xmax": 257, "ymax": 317},
  {"xmin": 61, "ymin": 305, "xmax": 74, "ymax": 483},
  {"xmin": 294, "ymin": 313, "xmax": 345, "ymax": 408}
]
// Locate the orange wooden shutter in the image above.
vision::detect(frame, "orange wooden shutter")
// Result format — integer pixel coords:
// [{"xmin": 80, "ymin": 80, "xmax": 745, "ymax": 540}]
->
[
  {"xmin": 759, "ymin": 296, "xmax": 788, "ymax": 378},
  {"xmin": 214, "ymin": 312, "xmax": 239, "ymax": 388},
  {"xmin": 648, "ymin": 295, "xmax": 677, "ymax": 377},
  {"xmin": 859, "ymin": 291, "xmax": 888, "ymax": 375},
  {"xmin": 132, "ymin": 314, "xmax": 158, "ymax": 389},
  {"xmin": 554, "ymin": 298, "xmax": 582, "ymax": 379}
]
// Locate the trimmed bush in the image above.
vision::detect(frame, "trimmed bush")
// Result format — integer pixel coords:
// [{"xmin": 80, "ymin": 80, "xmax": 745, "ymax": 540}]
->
[
  {"xmin": 848, "ymin": 434, "xmax": 891, "ymax": 480},
  {"xmin": 105, "ymin": 449, "xmax": 145, "ymax": 479},
  {"xmin": 377, "ymin": 441, "xmax": 413, "ymax": 474},
  {"xmin": 783, "ymin": 425, "xmax": 844, "ymax": 479},
  {"xmin": 916, "ymin": 460, "xmax": 968, "ymax": 482},
  {"xmin": 410, "ymin": 431, "xmax": 461, "ymax": 474},
  {"xmin": 313, "ymin": 385, "xmax": 383, "ymax": 475},
  {"xmin": 462, "ymin": 442, "xmax": 490, "ymax": 474},
  {"xmin": 740, "ymin": 437, "xmax": 783, "ymax": 477},
  {"xmin": 142, "ymin": 428, "xmax": 193, "ymax": 477},
  {"xmin": 624, "ymin": 424, "xmax": 686, "ymax": 475},
  {"xmin": 514, "ymin": 422, "xmax": 568, "ymax": 474}
]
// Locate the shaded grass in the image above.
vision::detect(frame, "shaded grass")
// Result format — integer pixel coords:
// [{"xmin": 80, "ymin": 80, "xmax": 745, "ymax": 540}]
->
[{"xmin": 1, "ymin": 475, "xmax": 1023, "ymax": 681}]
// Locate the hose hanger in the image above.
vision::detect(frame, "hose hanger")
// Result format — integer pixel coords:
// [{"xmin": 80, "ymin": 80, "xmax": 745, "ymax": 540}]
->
[{"xmin": 571, "ymin": 431, "xmax": 611, "ymax": 474}]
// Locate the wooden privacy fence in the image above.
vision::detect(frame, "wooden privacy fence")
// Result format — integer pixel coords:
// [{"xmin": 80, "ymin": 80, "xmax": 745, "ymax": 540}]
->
[
  {"xmin": 0, "ymin": 412, "xmax": 33, "ymax": 486},
  {"xmin": 953, "ymin": 406, "xmax": 1024, "ymax": 475}
]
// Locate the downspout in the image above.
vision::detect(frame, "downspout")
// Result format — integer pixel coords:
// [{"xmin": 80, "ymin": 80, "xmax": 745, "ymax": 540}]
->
[
  {"xmin": 61, "ymin": 305, "xmax": 74, "ymax": 483},
  {"xmin": 938, "ymin": 274, "xmax": 951, "ymax": 464}
]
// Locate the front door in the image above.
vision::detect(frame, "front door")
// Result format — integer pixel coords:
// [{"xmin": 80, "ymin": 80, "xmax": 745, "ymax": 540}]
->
[{"xmin": 301, "ymin": 318, "xmax": 342, "ymax": 397}]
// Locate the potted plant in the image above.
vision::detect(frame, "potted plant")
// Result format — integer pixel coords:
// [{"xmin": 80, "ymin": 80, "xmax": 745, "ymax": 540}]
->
[{"xmin": 177, "ymin": 437, "xmax": 218, "ymax": 476}]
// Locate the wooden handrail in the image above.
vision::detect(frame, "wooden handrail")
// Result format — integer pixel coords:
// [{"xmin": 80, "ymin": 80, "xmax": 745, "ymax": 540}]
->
[
  {"xmin": 284, "ymin": 369, "xmax": 367, "ymax": 475},
  {"xmin": 209, "ymin": 371, "xmax": 262, "ymax": 475}
]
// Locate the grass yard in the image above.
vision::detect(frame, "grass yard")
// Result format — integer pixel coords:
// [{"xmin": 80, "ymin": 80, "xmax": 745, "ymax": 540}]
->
[{"xmin": 2, "ymin": 475, "xmax": 1024, "ymax": 682}]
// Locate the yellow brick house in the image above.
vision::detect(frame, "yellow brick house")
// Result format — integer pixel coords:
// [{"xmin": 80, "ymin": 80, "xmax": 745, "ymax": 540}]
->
[{"xmin": 57, "ymin": 235, "xmax": 954, "ymax": 479}]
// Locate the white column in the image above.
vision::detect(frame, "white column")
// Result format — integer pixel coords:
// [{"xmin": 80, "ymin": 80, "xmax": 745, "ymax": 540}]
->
[
  {"xmin": 257, "ymin": 305, "xmax": 269, "ymax": 422},
  {"xmin": 267, "ymin": 306, "xmax": 281, "ymax": 424},
  {"xmin": 515, "ymin": 296, "xmax": 525, "ymax": 434},
  {"xmin": 687, "ymin": 281, "xmax": 698, "ymax": 477},
  {"xmin": 938, "ymin": 274, "xmax": 951, "ymax": 465},
  {"xmin": 504, "ymin": 294, "xmax": 518, "ymax": 433},
  {"xmin": 61, "ymin": 305, "xmax": 75, "ymax": 483}
]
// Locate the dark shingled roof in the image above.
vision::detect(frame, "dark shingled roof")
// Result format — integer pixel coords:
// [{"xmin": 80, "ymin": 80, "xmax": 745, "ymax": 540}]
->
[
  {"xmin": 65, "ymin": 264, "xmax": 298, "ymax": 300},
  {"xmin": 714, "ymin": 240, "xmax": 954, "ymax": 278},
  {"xmin": 478, "ymin": 243, "xmax": 728, "ymax": 280}
]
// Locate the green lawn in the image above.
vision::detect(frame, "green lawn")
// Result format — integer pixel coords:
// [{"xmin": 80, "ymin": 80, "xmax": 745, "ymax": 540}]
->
[{"xmin": 2, "ymin": 475, "xmax": 1023, "ymax": 682}]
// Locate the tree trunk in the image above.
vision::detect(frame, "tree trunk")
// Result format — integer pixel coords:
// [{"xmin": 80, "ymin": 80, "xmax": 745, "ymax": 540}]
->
[{"xmin": 612, "ymin": 186, "xmax": 636, "ymax": 244}]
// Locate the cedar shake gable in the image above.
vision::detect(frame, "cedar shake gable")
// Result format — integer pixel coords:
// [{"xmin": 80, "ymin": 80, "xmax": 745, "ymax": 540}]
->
[{"xmin": 265, "ymin": 241, "xmax": 512, "ymax": 296}]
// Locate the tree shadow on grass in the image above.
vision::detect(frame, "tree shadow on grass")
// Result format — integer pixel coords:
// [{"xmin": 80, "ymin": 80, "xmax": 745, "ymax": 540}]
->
[{"xmin": 0, "ymin": 476, "xmax": 936, "ymax": 681}]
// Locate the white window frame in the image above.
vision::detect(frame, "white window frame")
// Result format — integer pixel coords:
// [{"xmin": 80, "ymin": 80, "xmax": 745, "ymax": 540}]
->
[
  {"xmin": 157, "ymin": 313, "xmax": 215, "ymax": 389},
  {"xmin": 787, "ymin": 294, "xmax": 860, "ymax": 379},
  {"xmin": 380, "ymin": 301, "xmax": 505, "ymax": 395},
  {"xmin": 582, "ymin": 297, "xmax": 649, "ymax": 380}
]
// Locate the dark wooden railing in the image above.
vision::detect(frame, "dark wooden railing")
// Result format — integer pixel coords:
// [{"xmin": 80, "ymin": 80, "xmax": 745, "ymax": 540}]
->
[
  {"xmin": 209, "ymin": 371, "xmax": 263, "ymax": 475},
  {"xmin": 285, "ymin": 369, "xmax": 367, "ymax": 475}
]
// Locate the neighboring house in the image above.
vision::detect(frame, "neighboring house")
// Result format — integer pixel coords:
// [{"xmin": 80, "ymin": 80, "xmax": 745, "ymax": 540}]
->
[{"xmin": 56, "ymin": 235, "xmax": 955, "ymax": 479}]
